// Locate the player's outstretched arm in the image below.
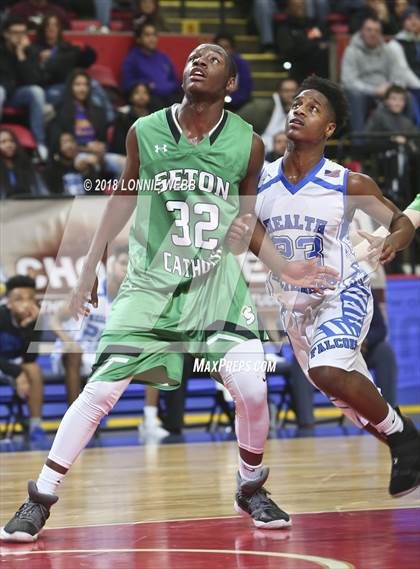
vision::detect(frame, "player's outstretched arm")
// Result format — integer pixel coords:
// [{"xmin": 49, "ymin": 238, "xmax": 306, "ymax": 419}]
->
[
  {"xmin": 237, "ymin": 134, "xmax": 338, "ymax": 291},
  {"xmin": 404, "ymin": 193, "xmax": 420, "ymax": 230},
  {"xmin": 69, "ymin": 127, "xmax": 140, "ymax": 320},
  {"xmin": 348, "ymin": 173, "xmax": 415, "ymax": 265}
]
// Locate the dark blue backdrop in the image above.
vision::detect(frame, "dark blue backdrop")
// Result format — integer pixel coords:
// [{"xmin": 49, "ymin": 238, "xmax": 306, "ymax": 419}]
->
[{"xmin": 387, "ymin": 276, "xmax": 420, "ymax": 404}]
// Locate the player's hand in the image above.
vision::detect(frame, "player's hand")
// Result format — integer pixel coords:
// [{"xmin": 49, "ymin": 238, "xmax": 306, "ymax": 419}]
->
[
  {"xmin": 226, "ymin": 214, "xmax": 253, "ymax": 254},
  {"xmin": 68, "ymin": 273, "xmax": 99, "ymax": 321},
  {"xmin": 280, "ymin": 258, "xmax": 339, "ymax": 295},
  {"xmin": 357, "ymin": 230, "xmax": 396, "ymax": 265}
]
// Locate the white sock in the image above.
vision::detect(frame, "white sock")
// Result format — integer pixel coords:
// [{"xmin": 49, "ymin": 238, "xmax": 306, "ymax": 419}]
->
[
  {"xmin": 374, "ymin": 404, "xmax": 404, "ymax": 435},
  {"xmin": 144, "ymin": 405, "xmax": 158, "ymax": 426},
  {"xmin": 37, "ymin": 464, "xmax": 65, "ymax": 495},
  {"xmin": 239, "ymin": 456, "xmax": 263, "ymax": 481},
  {"xmin": 29, "ymin": 417, "xmax": 41, "ymax": 431}
]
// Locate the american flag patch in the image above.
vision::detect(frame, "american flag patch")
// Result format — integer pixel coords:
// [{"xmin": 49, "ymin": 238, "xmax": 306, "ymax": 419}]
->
[{"xmin": 324, "ymin": 169, "xmax": 340, "ymax": 178}]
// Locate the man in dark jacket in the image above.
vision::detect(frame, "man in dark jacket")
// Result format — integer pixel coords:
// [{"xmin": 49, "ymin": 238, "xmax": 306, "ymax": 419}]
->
[
  {"xmin": 0, "ymin": 16, "xmax": 48, "ymax": 160},
  {"xmin": 0, "ymin": 275, "xmax": 45, "ymax": 441}
]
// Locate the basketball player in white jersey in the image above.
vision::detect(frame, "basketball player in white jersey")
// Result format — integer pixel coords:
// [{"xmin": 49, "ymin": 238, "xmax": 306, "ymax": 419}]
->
[
  {"xmin": 229, "ymin": 76, "xmax": 419, "ymax": 498},
  {"xmin": 50, "ymin": 247, "xmax": 129, "ymax": 404}
]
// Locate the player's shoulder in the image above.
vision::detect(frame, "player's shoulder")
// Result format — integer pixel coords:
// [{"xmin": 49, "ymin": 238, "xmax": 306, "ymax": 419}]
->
[
  {"xmin": 132, "ymin": 107, "xmax": 169, "ymax": 132},
  {"xmin": 347, "ymin": 171, "xmax": 378, "ymax": 195},
  {"xmin": 257, "ymin": 158, "xmax": 282, "ymax": 196},
  {"xmin": 317, "ymin": 157, "xmax": 348, "ymax": 182},
  {"xmin": 225, "ymin": 109, "xmax": 253, "ymax": 135}
]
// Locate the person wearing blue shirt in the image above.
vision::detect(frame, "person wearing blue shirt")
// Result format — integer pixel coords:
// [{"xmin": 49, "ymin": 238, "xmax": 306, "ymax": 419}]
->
[
  {"xmin": 214, "ymin": 31, "xmax": 253, "ymax": 110},
  {"xmin": 122, "ymin": 21, "xmax": 180, "ymax": 109}
]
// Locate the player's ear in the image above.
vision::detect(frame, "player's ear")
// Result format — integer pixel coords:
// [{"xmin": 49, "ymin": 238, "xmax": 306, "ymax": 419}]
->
[
  {"xmin": 225, "ymin": 75, "xmax": 237, "ymax": 94},
  {"xmin": 325, "ymin": 122, "xmax": 336, "ymax": 140}
]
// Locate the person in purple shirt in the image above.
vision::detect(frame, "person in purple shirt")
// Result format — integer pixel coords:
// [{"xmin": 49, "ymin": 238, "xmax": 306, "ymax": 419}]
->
[
  {"xmin": 214, "ymin": 31, "xmax": 253, "ymax": 111},
  {"xmin": 122, "ymin": 21, "xmax": 181, "ymax": 109}
]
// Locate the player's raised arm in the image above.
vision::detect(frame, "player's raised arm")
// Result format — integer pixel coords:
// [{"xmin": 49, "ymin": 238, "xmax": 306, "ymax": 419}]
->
[
  {"xmin": 236, "ymin": 134, "xmax": 338, "ymax": 291},
  {"xmin": 68, "ymin": 127, "xmax": 140, "ymax": 320},
  {"xmin": 347, "ymin": 173, "xmax": 415, "ymax": 265}
]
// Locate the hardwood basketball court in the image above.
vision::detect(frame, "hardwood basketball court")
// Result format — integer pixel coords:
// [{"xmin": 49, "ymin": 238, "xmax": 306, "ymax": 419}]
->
[{"xmin": 1, "ymin": 436, "xmax": 419, "ymax": 568}]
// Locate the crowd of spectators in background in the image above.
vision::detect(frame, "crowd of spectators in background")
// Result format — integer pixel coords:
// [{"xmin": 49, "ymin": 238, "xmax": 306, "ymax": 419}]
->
[{"xmin": 0, "ymin": 0, "xmax": 418, "ymax": 207}]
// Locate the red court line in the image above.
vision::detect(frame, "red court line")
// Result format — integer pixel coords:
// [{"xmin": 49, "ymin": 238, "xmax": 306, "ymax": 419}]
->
[{"xmin": 1, "ymin": 509, "xmax": 419, "ymax": 569}]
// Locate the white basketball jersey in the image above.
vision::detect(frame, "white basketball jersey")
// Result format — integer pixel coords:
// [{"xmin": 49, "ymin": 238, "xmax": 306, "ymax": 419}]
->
[
  {"xmin": 51, "ymin": 277, "xmax": 109, "ymax": 375},
  {"xmin": 256, "ymin": 156, "xmax": 368, "ymax": 310}
]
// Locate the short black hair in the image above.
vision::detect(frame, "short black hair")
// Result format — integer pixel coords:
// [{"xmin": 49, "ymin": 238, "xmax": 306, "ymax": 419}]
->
[
  {"xmin": 135, "ymin": 19, "xmax": 157, "ymax": 37},
  {"xmin": 129, "ymin": 82, "xmax": 151, "ymax": 100},
  {"xmin": 296, "ymin": 75, "xmax": 349, "ymax": 133},
  {"xmin": 6, "ymin": 275, "xmax": 36, "ymax": 294},
  {"xmin": 359, "ymin": 14, "xmax": 382, "ymax": 30},
  {"xmin": 384, "ymin": 84, "xmax": 407, "ymax": 99},
  {"xmin": 2, "ymin": 15, "xmax": 27, "ymax": 31},
  {"xmin": 202, "ymin": 43, "xmax": 237, "ymax": 79},
  {"xmin": 214, "ymin": 30, "xmax": 236, "ymax": 49}
]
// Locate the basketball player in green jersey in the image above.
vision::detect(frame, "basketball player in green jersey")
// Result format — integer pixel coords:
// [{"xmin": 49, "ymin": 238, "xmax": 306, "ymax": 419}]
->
[{"xmin": 1, "ymin": 44, "xmax": 338, "ymax": 542}]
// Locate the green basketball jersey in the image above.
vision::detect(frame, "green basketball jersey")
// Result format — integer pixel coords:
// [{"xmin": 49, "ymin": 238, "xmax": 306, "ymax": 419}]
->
[
  {"xmin": 126, "ymin": 105, "xmax": 253, "ymax": 291},
  {"xmin": 408, "ymin": 193, "xmax": 420, "ymax": 213}
]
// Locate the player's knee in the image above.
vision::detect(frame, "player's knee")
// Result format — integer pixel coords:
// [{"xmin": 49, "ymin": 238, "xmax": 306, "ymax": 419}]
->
[
  {"xmin": 232, "ymin": 371, "xmax": 268, "ymax": 418},
  {"xmin": 81, "ymin": 381, "xmax": 121, "ymax": 418}
]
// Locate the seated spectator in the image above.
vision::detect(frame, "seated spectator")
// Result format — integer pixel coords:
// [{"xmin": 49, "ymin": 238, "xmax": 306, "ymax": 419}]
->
[
  {"xmin": 110, "ymin": 83, "xmax": 151, "ymax": 155},
  {"xmin": 261, "ymin": 77, "xmax": 298, "ymax": 151},
  {"xmin": 303, "ymin": 0, "xmax": 330, "ymax": 26},
  {"xmin": 253, "ymin": 0, "xmax": 278, "ymax": 52},
  {"xmin": 393, "ymin": 0, "xmax": 411, "ymax": 22},
  {"xmin": 122, "ymin": 21, "xmax": 180, "ymax": 108},
  {"xmin": 388, "ymin": 7, "xmax": 420, "ymax": 122},
  {"xmin": 51, "ymin": 70, "xmax": 124, "ymax": 179},
  {"xmin": 364, "ymin": 85, "xmax": 418, "ymax": 207},
  {"xmin": 0, "ymin": 127, "xmax": 46, "ymax": 197},
  {"xmin": 275, "ymin": 0, "xmax": 329, "ymax": 82},
  {"xmin": 0, "ymin": 16, "xmax": 49, "ymax": 161},
  {"xmin": 265, "ymin": 131, "xmax": 288, "ymax": 163},
  {"xmin": 133, "ymin": 0, "xmax": 167, "ymax": 32},
  {"xmin": 93, "ymin": 0, "xmax": 112, "ymax": 33},
  {"xmin": 341, "ymin": 16, "xmax": 401, "ymax": 133},
  {"xmin": 8, "ymin": 0, "xmax": 71, "ymax": 29},
  {"xmin": 364, "ymin": 85, "xmax": 419, "ymax": 139},
  {"xmin": 34, "ymin": 14, "xmax": 115, "ymax": 122},
  {"xmin": 0, "ymin": 275, "xmax": 45, "ymax": 441},
  {"xmin": 43, "ymin": 132, "xmax": 100, "ymax": 195},
  {"xmin": 214, "ymin": 31, "xmax": 252, "ymax": 111},
  {"xmin": 349, "ymin": 0, "xmax": 399, "ymax": 35},
  {"xmin": 393, "ymin": 7, "xmax": 420, "ymax": 81}
]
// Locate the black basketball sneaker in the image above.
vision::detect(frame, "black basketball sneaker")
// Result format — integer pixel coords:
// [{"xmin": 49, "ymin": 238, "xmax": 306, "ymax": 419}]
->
[
  {"xmin": 234, "ymin": 467, "xmax": 291, "ymax": 529},
  {"xmin": 1, "ymin": 480, "xmax": 58, "ymax": 542}
]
